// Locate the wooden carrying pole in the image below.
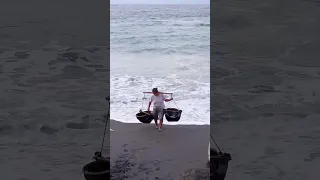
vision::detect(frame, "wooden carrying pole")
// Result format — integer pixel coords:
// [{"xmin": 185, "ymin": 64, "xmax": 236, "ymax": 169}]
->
[{"xmin": 143, "ymin": 92, "xmax": 173, "ymax": 95}]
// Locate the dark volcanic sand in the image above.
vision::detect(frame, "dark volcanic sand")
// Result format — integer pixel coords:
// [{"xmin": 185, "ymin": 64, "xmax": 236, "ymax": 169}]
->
[
  {"xmin": 110, "ymin": 120, "xmax": 209, "ymax": 180},
  {"xmin": 212, "ymin": 0, "xmax": 320, "ymax": 180}
]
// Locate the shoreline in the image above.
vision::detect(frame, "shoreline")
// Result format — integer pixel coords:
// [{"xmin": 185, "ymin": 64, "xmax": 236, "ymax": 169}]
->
[{"xmin": 110, "ymin": 119, "xmax": 210, "ymax": 126}]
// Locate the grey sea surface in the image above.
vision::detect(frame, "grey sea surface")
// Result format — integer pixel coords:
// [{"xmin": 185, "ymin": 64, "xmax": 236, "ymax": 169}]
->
[
  {"xmin": 212, "ymin": 0, "xmax": 320, "ymax": 180},
  {"xmin": 110, "ymin": 4, "xmax": 210, "ymax": 124}
]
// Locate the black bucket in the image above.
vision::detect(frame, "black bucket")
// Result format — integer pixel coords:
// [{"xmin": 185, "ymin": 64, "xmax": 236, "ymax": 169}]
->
[
  {"xmin": 83, "ymin": 159, "xmax": 110, "ymax": 180},
  {"xmin": 164, "ymin": 108, "xmax": 182, "ymax": 122},
  {"xmin": 136, "ymin": 111, "xmax": 153, "ymax": 123},
  {"xmin": 210, "ymin": 150, "xmax": 231, "ymax": 180}
]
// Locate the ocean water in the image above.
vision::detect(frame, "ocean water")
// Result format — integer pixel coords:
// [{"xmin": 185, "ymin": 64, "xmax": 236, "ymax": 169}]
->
[
  {"xmin": 110, "ymin": 5, "xmax": 210, "ymax": 125},
  {"xmin": 0, "ymin": 1, "xmax": 109, "ymax": 179},
  {"xmin": 211, "ymin": 1, "xmax": 320, "ymax": 180}
]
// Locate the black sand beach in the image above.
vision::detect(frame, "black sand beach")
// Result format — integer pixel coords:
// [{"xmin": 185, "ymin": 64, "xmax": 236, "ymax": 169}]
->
[{"xmin": 110, "ymin": 120, "xmax": 210, "ymax": 180}]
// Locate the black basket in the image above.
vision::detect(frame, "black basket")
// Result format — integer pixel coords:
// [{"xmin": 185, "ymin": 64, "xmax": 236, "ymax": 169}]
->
[
  {"xmin": 164, "ymin": 108, "xmax": 182, "ymax": 122},
  {"xmin": 82, "ymin": 159, "xmax": 110, "ymax": 180},
  {"xmin": 210, "ymin": 151, "xmax": 231, "ymax": 180},
  {"xmin": 136, "ymin": 111, "xmax": 153, "ymax": 123}
]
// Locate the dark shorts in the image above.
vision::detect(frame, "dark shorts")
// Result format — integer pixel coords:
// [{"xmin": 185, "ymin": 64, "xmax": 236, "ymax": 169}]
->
[{"xmin": 153, "ymin": 106, "xmax": 164, "ymax": 120}]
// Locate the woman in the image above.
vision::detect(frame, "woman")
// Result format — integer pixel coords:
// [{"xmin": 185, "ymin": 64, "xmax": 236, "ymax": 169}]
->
[{"xmin": 147, "ymin": 88, "xmax": 173, "ymax": 131}]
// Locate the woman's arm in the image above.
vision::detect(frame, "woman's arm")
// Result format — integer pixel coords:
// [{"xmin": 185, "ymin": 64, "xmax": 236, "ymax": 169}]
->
[
  {"xmin": 147, "ymin": 100, "xmax": 152, "ymax": 111},
  {"xmin": 148, "ymin": 96, "xmax": 153, "ymax": 111},
  {"xmin": 164, "ymin": 97, "xmax": 173, "ymax": 102}
]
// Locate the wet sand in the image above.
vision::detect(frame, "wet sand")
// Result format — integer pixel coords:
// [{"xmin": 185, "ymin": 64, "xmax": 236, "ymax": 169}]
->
[{"xmin": 110, "ymin": 120, "xmax": 209, "ymax": 180}]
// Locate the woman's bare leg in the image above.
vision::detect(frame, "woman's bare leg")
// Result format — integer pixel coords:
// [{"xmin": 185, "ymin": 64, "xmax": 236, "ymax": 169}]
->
[
  {"xmin": 154, "ymin": 118, "xmax": 159, "ymax": 129},
  {"xmin": 159, "ymin": 110, "xmax": 164, "ymax": 131},
  {"xmin": 159, "ymin": 119, "xmax": 163, "ymax": 130}
]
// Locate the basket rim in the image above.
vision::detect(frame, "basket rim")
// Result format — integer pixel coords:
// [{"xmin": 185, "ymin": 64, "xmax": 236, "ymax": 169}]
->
[
  {"xmin": 136, "ymin": 112, "xmax": 152, "ymax": 117},
  {"xmin": 136, "ymin": 115, "xmax": 151, "ymax": 118},
  {"xmin": 82, "ymin": 168, "xmax": 110, "ymax": 175},
  {"xmin": 82, "ymin": 161, "xmax": 110, "ymax": 175},
  {"xmin": 165, "ymin": 108, "xmax": 181, "ymax": 112}
]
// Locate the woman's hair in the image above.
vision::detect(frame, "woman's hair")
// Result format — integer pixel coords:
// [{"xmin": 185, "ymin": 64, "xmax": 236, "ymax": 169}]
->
[{"xmin": 152, "ymin": 88, "xmax": 158, "ymax": 93}]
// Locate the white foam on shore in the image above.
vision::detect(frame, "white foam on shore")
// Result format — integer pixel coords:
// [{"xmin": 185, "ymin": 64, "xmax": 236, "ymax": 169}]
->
[{"xmin": 110, "ymin": 75, "xmax": 210, "ymax": 125}]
